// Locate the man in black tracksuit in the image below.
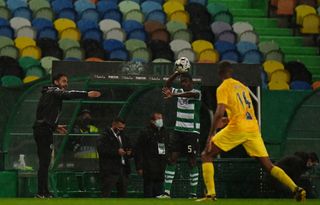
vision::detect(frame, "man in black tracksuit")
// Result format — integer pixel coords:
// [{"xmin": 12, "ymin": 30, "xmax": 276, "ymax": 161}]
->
[
  {"xmin": 135, "ymin": 112, "xmax": 169, "ymax": 197},
  {"xmin": 33, "ymin": 73, "xmax": 101, "ymax": 198},
  {"xmin": 97, "ymin": 117, "xmax": 132, "ymax": 197}
]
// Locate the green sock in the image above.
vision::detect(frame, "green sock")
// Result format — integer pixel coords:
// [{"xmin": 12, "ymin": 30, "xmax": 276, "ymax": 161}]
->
[
  {"xmin": 189, "ymin": 166, "xmax": 199, "ymax": 196},
  {"xmin": 164, "ymin": 164, "xmax": 176, "ymax": 195}
]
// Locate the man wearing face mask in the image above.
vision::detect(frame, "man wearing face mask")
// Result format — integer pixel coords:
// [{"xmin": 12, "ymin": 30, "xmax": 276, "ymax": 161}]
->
[
  {"xmin": 97, "ymin": 117, "xmax": 132, "ymax": 197},
  {"xmin": 135, "ymin": 112, "xmax": 169, "ymax": 197}
]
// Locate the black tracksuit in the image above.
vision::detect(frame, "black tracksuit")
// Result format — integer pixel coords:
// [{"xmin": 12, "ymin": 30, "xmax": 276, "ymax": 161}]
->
[
  {"xmin": 135, "ymin": 125, "xmax": 169, "ymax": 197},
  {"xmin": 97, "ymin": 128, "xmax": 132, "ymax": 197},
  {"xmin": 33, "ymin": 85, "xmax": 88, "ymax": 195}
]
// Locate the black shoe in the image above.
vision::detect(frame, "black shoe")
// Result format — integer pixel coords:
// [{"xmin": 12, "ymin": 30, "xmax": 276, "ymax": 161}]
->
[
  {"xmin": 45, "ymin": 193, "xmax": 54, "ymax": 198},
  {"xmin": 35, "ymin": 194, "xmax": 45, "ymax": 199},
  {"xmin": 293, "ymin": 187, "xmax": 306, "ymax": 201}
]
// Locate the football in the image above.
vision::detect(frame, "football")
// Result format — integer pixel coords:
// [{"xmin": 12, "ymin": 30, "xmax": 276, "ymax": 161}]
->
[{"xmin": 175, "ymin": 57, "xmax": 191, "ymax": 73}]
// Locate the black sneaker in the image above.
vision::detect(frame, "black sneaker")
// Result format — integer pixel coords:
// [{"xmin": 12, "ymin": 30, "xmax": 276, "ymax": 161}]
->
[
  {"xmin": 45, "ymin": 193, "xmax": 54, "ymax": 198},
  {"xmin": 293, "ymin": 187, "xmax": 306, "ymax": 201},
  {"xmin": 35, "ymin": 194, "xmax": 45, "ymax": 199}
]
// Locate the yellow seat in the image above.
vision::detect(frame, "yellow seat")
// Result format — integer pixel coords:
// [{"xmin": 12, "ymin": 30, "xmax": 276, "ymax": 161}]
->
[
  {"xmin": 268, "ymin": 81, "xmax": 290, "ymax": 90},
  {"xmin": 270, "ymin": 69, "xmax": 290, "ymax": 83},
  {"xmin": 300, "ymin": 14, "xmax": 320, "ymax": 34},
  {"xmin": 21, "ymin": 45, "xmax": 42, "ymax": 60},
  {"xmin": 191, "ymin": 40, "xmax": 214, "ymax": 58},
  {"xmin": 54, "ymin": 18, "xmax": 77, "ymax": 33},
  {"xmin": 23, "ymin": 75, "xmax": 40, "ymax": 84},
  {"xmin": 198, "ymin": 49, "xmax": 219, "ymax": 63},
  {"xmin": 263, "ymin": 60, "xmax": 284, "ymax": 80},
  {"xmin": 169, "ymin": 10, "xmax": 190, "ymax": 24},
  {"xmin": 60, "ymin": 28, "xmax": 81, "ymax": 41},
  {"xmin": 163, "ymin": 0, "xmax": 185, "ymax": 16},
  {"xmin": 14, "ymin": 37, "xmax": 36, "ymax": 51},
  {"xmin": 295, "ymin": 5, "xmax": 316, "ymax": 25},
  {"xmin": 169, "ymin": 0, "xmax": 187, "ymax": 5}
]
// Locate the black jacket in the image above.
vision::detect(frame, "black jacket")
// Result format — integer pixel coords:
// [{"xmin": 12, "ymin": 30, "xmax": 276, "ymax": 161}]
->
[
  {"xmin": 135, "ymin": 125, "xmax": 169, "ymax": 180},
  {"xmin": 97, "ymin": 128, "xmax": 132, "ymax": 175},
  {"xmin": 33, "ymin": 86, "xmax": 88, "ymax": 129}
]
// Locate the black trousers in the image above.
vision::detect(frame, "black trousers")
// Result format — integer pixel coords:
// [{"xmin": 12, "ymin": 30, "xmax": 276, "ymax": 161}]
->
[
  {"xmin": 143, "ymin": 176, "xmax": 163, "ymax": 198},
  {"xmin": 101, "ymin": 166, "xmax": 128, "ymax": 197},
  {"xmin": 33, "ymin": 125, "xmax": 53, "ymax": 195}
]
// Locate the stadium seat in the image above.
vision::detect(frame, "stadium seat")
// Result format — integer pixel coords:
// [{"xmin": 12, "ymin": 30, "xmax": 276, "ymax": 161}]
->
[
  {"xmin": 103, "ymin": 39, "xmax": 125, "ymax": 53},
  {"xmin": 215, "ymin": 40, "xmax": 236, "ymax": 54},
  {"xmin": 0, "ymin": 26, "xmax": 14, "ymax": 39},
  {"xmin": 163, "ymin": 1, "xmax": 185, "ymax": 17},
  {"xmin": 150, "ymin": 29, "xmax": 170, "ymax": 43},
  {"xmin": 198, "ymin": 49, "xmax": 219, "ymax": 63},
  {"xmin": 57, "ymin": 8, "xmax": 77, "ymax": 21},
  {"xmin": 21, "ymin": 45, "xmax": 42, "ymax": 60},
  {"xmin": 144, "ymin": 21, "xmax": 166, "ymax": 34},
  {"xmin": 51, "ymin": 0, "xmax": 73, "ymax": 14},
  {"xmin": 146, "ymin": 10, "xmax": 167, "ymax": 24},
  {"xmin": 0, "ymin": 36, "xmax": 14, "ymax": 49},
  {"xmin": 0, "ymin": 18, "xmax": 9, "ymax": 27},
  {"xmin": 125, "ymin": 39, "xmax": 147, "ymax": 52},
  {"xmin": 242, "ymin": 50, "xmax": 263, "ymax": 64},
  {"xmin": 80, "ymin": 8, "xmax": 100, "ymax": 23},
  {"xmin": 131, "ymin": 47, "xmax": 151, "ymax": 62},
  {"xmin": 207, "ymin": 2, "xmax": 228, "ymax": 17},
  {"xmin": 6, "ymin": 0, "xmax": 27, "ymax": 12},
  {"xmin": 1, "ymin": 75, "xmax": 23, "ymax": 87},
  {"xmin": 15, "ymin": 37, "xmax": 36, "ymax": 51},
  {"xmin": 54, "ymin": 18, "xmax": 77, "ymax": 34},
  {"xmin": 102, "ymin": 9, "xmax": 123, "ymax": 23},
  {"xmin": 99, "ymin": 19, "xmax": 121, "ymax": 33},
  {"xmin": 172, "ymin": 29, "xmax": 192, "ymax": 42},
  {"xmin": 34, "ymin": 8, "xmax": 55, "ymax": 21},
  {"xmin": 16, "ymin": 26, "xmax": 37, "ymax": 39},
  {"xmin": 214, "ymin": 11, "xmax": 233, "ymax": 24},
  {"xmin": 176, "ymin": 48, "xmax": 196, "ymax": 62},
  {"xmin": 13, "ymin": 7, "xmax": 33, "ymax": 21},
  {"xmin": 125, "ymin": 9, "xmax": 144, "ymax": 24},
  {"xmin": 64, "ymin": 47, "xmax": 85, "ymax": 60},
  {"xmin": 258, "ymin": 41, "xmax": 280, "ymax": 55},
  {"xmin": 37, "ymin": 27, "xmax": 58, "ymax": 40},
  {"xmin": 82, "ymin": 28, "xmax": 102, "ymax": 42},
  {"xmin": 96, "ymin": 1, "xmax": 118, "ymax": 14},
  {"xmin": 216, "ymin": 30, "xmax": 237, "ymax": 44},
  {"xmin": 300, "ymin": 14, "xmax": 320, "ymax": 34},
  {"xmin": 239, "ymin": 31, "xmax": 259, "ymax": 44},
  {"xmin": 192, "ymin": 40, "xmax": 214, "ymax": 57},
  {"xmin": 270, "ymin": 69, "xmax": 291, "ymax": 83},
  {"xmin": 0, "ymin": 45, "xmax": 19, "ymax": 59},
  {"xmin": 60, "ymin": 28, "xmax": 81, "ymax": 41},
  {"xmin": 141, "ymin": 1, "xmax": 162, "ymax": 16},
  {"xmin": 128, "ymin": 29, "xmax": 147, "ymax": 41},
  {"xmin": 40, "ymin": 56, "xmax": 60, "ymax": 74},
  {"xmin": 59, "ymin": 39, "xmax": 81, "ymax": 51},
  {"xmin": 268, "ymin": 80, "xmax": 290, "ymax": 90},
  {"xmin": 104, "ymin": 28, "xmax": 126, "ymax": 42},
  {"xmin": 119, "ymin": 0, "xmax": 140, "ymax": 15},
  {"xmin": 32, "ymin": 18, "xmax": 54, "ymax": 31},
  {"xmin": 211, "ymin": 21, "xmax": 232, "ymax": 36},
  {"xmin": 221, "ymin": 50, "xmax": 241, "ymax": 62},
  {"xmin": 18, "ymin": 56, "xmax": 40, "ymax": 72},
  {"xmin": 263, "ymin": 60, "xmax": 285, "ymax": 80},
  {"xmin": 236, "ymin": 42, "xmax": 258, "ymax": 56},
  {"xmin": 74, "ymin": 0, "xmax": 96, "ymax": 15},
  {"xmin": 122, "ymin": 20, "xmax": 144, "ymax": 34},
  {"xmin": 77, "ymin": 19, "xmax": 99, "ymax": 33},
  {"xmin": 25, "ymin": 65, "xmax": 45, "ymax": 78},
  {"xmin": 295, "ymin": 5, "xmax": 316, "ymax": 25},
  {"xmin": 265, "ymin": 50, "xmax": 284, "ymax": 62},
  {"xmin": 169, "ymin": 10, "xmax": 190, "ymax": 24},
  {"xmin": 170, "ymin": 39, "xmax": 191, "ymax": 54},
  {"xmin": 0, "ymin": 7, "xmax": 10, "ymax": 20},
  {"xmin": 109, "ymin": 48, "xmax": 129, "ymax": 61},
  {"xmin": 23, "ymin": 75, "xmax": 40, "ymax": 84},
  {"xmin": 166, "ymin": 21, "xmax": 187, "ymax": 35},
  {"xmin": 232, "ymin": 22, "xmax": 254, "ymax": 36},
  {"xmin": 10, "ymin": 17, "xmax": 31, "ymax": 32},
  {"xmin": 29, "ymin": 0, "xmax": 51, "ymax": 13}
]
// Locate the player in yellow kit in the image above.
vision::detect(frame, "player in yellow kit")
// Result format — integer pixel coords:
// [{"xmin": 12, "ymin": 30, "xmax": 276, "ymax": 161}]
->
[{"xmin": 198, "ymin": 62, "xmax": 306, "ymax": 202}]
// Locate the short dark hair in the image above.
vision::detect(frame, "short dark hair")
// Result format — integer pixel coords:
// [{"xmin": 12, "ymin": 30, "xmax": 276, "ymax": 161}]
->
[
  {"xmin": 150, "ymin": 112, "xmax": 162, "ymax": 120},
  {"xmin": 180, "ymin": 72, "xmax": 193, "ymax": 81},
  {"xmin": 113, "ymin": 116, "xmax": 125, "ymax": 124},
  {"xmin": 52, "ymin": 73, "xmax": 67, "ymax": 84},
  {"xmin": 218, "ymin": 61, "xmax": 233, "ymax": 77}
]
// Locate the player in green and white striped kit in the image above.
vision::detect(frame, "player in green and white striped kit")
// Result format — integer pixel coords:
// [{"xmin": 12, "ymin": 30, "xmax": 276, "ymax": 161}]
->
[{"xmin": 159, "ymin": 70, "xmax": 201, "ymax": 199}]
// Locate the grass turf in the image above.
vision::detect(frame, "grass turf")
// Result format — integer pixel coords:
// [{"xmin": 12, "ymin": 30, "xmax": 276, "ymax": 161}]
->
[{"xmin": 0, "ymin": 198, "xmax": 319, "ymax": 205}]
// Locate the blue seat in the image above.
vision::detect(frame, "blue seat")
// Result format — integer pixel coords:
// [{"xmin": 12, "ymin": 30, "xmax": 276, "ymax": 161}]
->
[
  {"xmin": 97, "ymin": 1, "xmax": 118, "ymax": 15},
  {"xmin": 236, "ymin": 41, "xmax": 258, "ymax": 56},
  {"xmin": 102, "ymin": 9, "xmax": 122, "ymax": 23},
  {"xmin": 0, "ymin": 26, "xmax": 14, "ymax": 39},
  {"xmin": 103, "ymin": 39, "xmax": 125, "ymax": 53},
  {"xmin": 13, "ymin": 7, "xmax": 32, "ymax": 21},
  {"xmin": 58, "ymin": 8, "xmax": 77, "ymax": 21},
  {"xmin": 52, "ymin": 0, "xmax": 73, "ymax": 14},
  {"xmin": 74, "ymin": 0, "xmax": 96, "ymax": 15},
  {"xmin": 242, "ymin": 49, "xmax": 263, "ymax": 64},
  {"xmin": 64, "ymin": 57, "xmax": 81, "ymax": 61},
  {"xmin": 32, "ymin": 18, "xmax": 54, "ymax": 31},
  {"xmin": 221, "ymin": 50, "xmax": 241, "ymax": 62},
  {"xmin": 141, "ymin": 1, "xmax": 162, "ymax": 16},
  {"xmin": 146, "ymin": 10, "xmax": 166, "ymax": 24},
  {"xmin": 148, "ymin": 0, "xmax": 164, "ymax": 4},
  {"xmin": 109, "ymin": 48, "xmax": 129, "ymax": 61},
  {"xmin": 37, "ymin": 27, "xmax": 58, "ymax": 40},
  {"xmin": 82, "ymin": 28, "xmax": 102, "ymax": 42},
  {"xmin": 290, "ymin": 81, "xmax": 312, "ymax": 90},
  {"xmin": 77, "ymin": 19, "xmax": 98, "ymax": 33},
  {"xmin": 122, "ymin": 20, "xmax": 144, "ymax": 34},
  {"xmin": 7, "ymin": 0, "xmax": 28, "ymax": 12},
  {"xmin": 80, "ymin": 8, "xmax": 100, "ymax": 23},
  {"xmin": 0, "ymin": 18, "xmax": 9, "ymax": 27},
  {"xmin": 215, "ymin": 41, "xmax": 236, "ymax": 54},
  {"xmin": 128, "ymin": 29, "xmax": 147, "ymax": 41}
]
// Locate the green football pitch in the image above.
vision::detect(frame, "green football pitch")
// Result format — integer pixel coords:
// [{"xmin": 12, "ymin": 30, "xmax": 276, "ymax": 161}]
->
[{"xmin": 0, "ymin": 198, "xmax": 319, "ymax": 205}]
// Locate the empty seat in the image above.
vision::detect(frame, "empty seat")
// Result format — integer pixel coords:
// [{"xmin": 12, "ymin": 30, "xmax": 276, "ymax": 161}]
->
[
  {"xmin": 14, "ymin": 37, "xmax": 36, "ymax": 51},
  {"xmin": 34, "ymin": 8, "xmax": 54, "ymax": 21},
  {"xmin": 80, "ymin": 8, "xmax": 100, "ymax": 23},
  {"xmin": 295, "ymin": 5, "xmax": 316, "ymax": 25},
  {"xmin": 270, "ymin": 69, "xmax": 290, "ymax": 83},
  {"xmin": 102, "ymin": 9, "xmax": 122, "ymax": 23},
  {"xmin": 74, "ymin": 0, "xmax": 96, "ymax": 15},
  {"xmin": 221, "ymin": 50, "xmax": 241, "ymax": 62},
  {"xmin": 125, "ymin": 9, "xmax": 144, "ymax": 23},
  {"xmin": 170, "ymin": 39, "xmax": 191, "ymax": 54},
  {"xmin": 32, "ymin": 18, "xmax": 54, "ymax": 31},
  {"xmin": 104, "ymin": 28, "xmax": 126, "ymax": 42},
  {"xmin": 144, "ymin": 21, "xmax": 166, "ymax": 34},
  {"xmin": 141, "ymin": 1, "xmax": 162, "ymax": 16},
  {"xmin": 54, "ymin": 18, "xmax": 77, "ymax": 33},
  {"xmin": 258, "ymin": 41, "xmax": 280, "ymax": 54},
  {"xmin": 236, "ymin": 41, "xmax": 258, "ymax": 56},
  {"xmin": 169, "ymin": 10, "xmax": 190, "ymax": 24},
  {"xmin": 211, "ymin": 21, "xmax": 232, "ymax": 36},
  {"xmin": 239, "ymin": 31, "xmax": 259, "ymax": 44},
  {"xmin": 172, "ymin": 29, "xmax": 192, "ymax": 42},
  {"xmin": 99, "ymin": 19, "xmax": 121, "ymax": 33},
  {"xmin": 232, "ymin": 22, "xmax": 254, "ymax": 36},
  {"xmin": 263, "ymin": 60, "xmax": 285, "ymax": 80},
  {"xmin": 242, "ymin": 50, "xmax": 263, "ymax": 64},
  {"xmin": 166, "ymin": 20, "xmax": 187, "ymax": 35},
  {"xmin": 215, "ymin": 40, "xmax": 236, "ymax": 54},
  {"xmin": 103, "ymin": 39, "xmax": 125, "ymax": 53},
  {"xmin": 217, "ymin": 31, "xmax": 237, "ymax": 44},
  {"xmin": 10, "ymin": 17, "xmax": 31, "ymax": 31},
  {"xmin": 265, "ymin": 50, "xmax": 284, "ymax": 62},
  {"xmin": 163, "ymin": 1, "xmax": 185, "ymax": 16},
  {"xmin": 300, "ymin": 14, "xmax": 320, "ymax": 34},
  {"xmin": 29, "ymin": 0, "xmax": 51, "ymax": 13},
  {"xmin": 0, "ymin": 45, "xmax": 19, "ymax": 59},
  {"xmin": 64, "ymin": 47, "xmax": 84, "ymax": 60},
  {"xmin": 176, "ymin": 48, "xmax": 196, "ymax": 62},
  {"xmin": 192, "ymin": 40, "xmax": 214, "ymax": 57},
  {"xmin": 21, "ymin": 45, "xmax": 42, "ymax": 60},
  {"xmin": 268, "ymin": 81, "xmax": 289, "ymax": 90},
  {"xmin": 198, "ymin": 49, "xmax": 219, "ymax": 63},
  {"xmin": 13, "ymin": 7, "xmax": 32, "ymax": 21},
  {"xmin": 119, "ymin": 0, "xmax": 140, "ymax": 14},
  {"xmin": 290, "ymin": 80, "xmax": 312, "ymax": 90},
  {"xmin": 146, "ymin": 10, "xmax": 166, "ymax": 24},
  {"xmin": 131, "ymin": 47, "xmax": 151, "ymax": 62},
  {"xmin": 16, "ymin": 26, "xmax": 37, "ymax": 39},
  {"xmin": 57, "ymin": 8, "xmax": 77, "ymax": 21},
  {"xmin": 60, "ymin": 28, "xmax": 81, "ymax": 41}
]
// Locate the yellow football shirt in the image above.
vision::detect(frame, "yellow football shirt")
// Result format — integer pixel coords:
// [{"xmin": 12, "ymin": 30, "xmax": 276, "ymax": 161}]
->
[{"xmin": 216, "ymin": 78, "xmax": 259, "ymax": 132}]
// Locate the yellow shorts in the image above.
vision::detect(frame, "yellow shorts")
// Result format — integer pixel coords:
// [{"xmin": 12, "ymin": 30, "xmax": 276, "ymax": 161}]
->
[{"xmin": 211, "ymin": 128, "xmax": 269, "ymax": 157}]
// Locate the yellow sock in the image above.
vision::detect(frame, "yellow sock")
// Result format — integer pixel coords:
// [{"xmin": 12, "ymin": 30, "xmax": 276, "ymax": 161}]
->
[
  {"xmin": 270, "ymin": 166, "xmax": 297, "ymax": 192},
  {"xmin": 202, "ymin": 162, "xmax": 216, "ymax": 196}
]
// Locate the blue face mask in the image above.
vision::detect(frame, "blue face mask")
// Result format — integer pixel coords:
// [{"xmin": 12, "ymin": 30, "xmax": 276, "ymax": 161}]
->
[{"xmin": 154, "ymin": 119, "xmax": 163, "ymax": 128}]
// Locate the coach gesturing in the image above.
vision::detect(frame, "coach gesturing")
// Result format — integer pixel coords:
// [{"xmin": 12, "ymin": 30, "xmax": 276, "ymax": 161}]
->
[{"xmin": 33, "ymin": 73, "xmax": 101, "ymax": 198}]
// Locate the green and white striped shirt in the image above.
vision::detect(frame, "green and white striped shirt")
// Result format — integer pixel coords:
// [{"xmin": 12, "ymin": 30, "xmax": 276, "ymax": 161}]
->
[{"xmin": 172, "ymin": 88, "xmax": 201, "ymax": 134}]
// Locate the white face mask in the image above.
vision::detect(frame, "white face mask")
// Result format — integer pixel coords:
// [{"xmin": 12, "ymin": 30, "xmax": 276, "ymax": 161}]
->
[{"xmin": 154, "ymin": 119, "xmax": 163, "ymax": 128}]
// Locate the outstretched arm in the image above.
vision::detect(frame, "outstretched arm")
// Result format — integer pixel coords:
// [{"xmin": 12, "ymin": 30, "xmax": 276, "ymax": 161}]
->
[
  {"xmin": 50, "ymin": 88, "xmax": 101, "ymax": 100},
  {"xmin": 162, "ymin": 88, "xmax": 199, "ymax": 99}
]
